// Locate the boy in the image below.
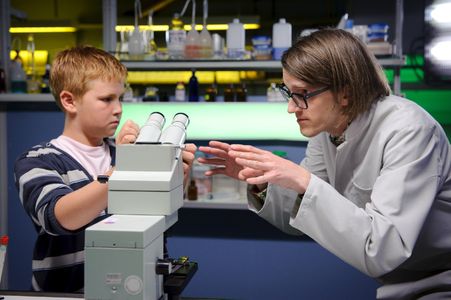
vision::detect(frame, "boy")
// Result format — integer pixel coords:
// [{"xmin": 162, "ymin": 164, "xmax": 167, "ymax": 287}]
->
[{"xmin": 14, "ymin": 46, "xmax": 196, "ymax": 292}]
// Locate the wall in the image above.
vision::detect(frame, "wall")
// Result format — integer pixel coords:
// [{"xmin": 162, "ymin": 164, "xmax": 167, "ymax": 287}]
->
[{"xmin": 4, "ymin": 105, "xmax": 379, "ymax": 299}]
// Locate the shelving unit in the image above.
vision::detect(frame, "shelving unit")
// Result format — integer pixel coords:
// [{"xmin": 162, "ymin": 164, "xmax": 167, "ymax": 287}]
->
[{"xmin": 116, "ymin": 0, "xmax": 405, "ymax": 94}]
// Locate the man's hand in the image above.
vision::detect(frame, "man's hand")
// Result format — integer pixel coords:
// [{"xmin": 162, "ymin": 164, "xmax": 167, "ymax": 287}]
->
[
  {"xmin": 116, "ymin": 120, "xmax": 140, "ymax": 145},
  {"xmin": 198, "ymin": 141, "xmax": 263, "ymax": 181}
]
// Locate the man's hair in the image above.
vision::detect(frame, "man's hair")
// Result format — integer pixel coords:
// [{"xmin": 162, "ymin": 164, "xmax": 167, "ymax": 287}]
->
[
  {"xmin": 50, "ymin": 45, "xmax": 128, "ymax": 110},
  {"xmin": 281, "ymin": 28, "xmax": 390, "ymax": 121}
]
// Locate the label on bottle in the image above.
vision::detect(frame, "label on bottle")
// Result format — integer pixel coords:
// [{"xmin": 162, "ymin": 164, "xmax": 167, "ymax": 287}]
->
[{"xmin": 168, "ymin": 30, "xmax": 187, "ymax": 58}]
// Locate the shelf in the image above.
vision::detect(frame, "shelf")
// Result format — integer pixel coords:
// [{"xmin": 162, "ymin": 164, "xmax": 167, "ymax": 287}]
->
[
  {"xmin": 0, "ymin": 93, "xmax": 53, "ymax": 102},
  {"xmin": 122, "ymin": 56, "xmax": 404, "ymax": 71},
  {"xmin": 122, "ymin": 60, "xmax": 283, "ymax": 71}
]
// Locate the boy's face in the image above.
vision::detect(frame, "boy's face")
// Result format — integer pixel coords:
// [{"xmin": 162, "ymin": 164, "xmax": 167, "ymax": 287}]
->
[{"xmin": 75, "ymin": 79, "xmax": 124, "ymax": 145}]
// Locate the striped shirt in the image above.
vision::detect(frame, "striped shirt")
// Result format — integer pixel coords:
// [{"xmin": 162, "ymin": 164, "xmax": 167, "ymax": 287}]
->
[{"xmin": 14, "ymin": 139, "xmax": 116, "ymax": 292}]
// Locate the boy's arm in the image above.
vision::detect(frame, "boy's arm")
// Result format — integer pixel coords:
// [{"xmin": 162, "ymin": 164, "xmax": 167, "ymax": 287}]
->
[
  {"xmin": 55, "ymin": 120, "xmax": 140, "ymax": 230},
  {"xmin": 54, "ymin": 167, "xmax": 113, "ymax": 231}
]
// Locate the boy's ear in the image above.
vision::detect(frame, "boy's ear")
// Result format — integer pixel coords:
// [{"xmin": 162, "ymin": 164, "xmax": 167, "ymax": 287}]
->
[{"xmin": 59, "ymin": 90, "xmax": 77, "ymax": 113}]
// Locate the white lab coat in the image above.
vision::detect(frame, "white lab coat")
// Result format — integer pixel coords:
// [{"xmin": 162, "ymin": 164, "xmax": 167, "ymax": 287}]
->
[{"xmin": 248, "ymin": 95, "xmax": 451, "ymax": 299}]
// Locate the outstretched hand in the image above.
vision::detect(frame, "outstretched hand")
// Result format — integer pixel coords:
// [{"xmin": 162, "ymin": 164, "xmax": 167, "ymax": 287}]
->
[
  {"xmin": 198, "ymin": 141, "xmax": 264, "ymax": 181},
  {"xmin": 229, "ymin": 144, "xmax": 311, "ymax": 194}
]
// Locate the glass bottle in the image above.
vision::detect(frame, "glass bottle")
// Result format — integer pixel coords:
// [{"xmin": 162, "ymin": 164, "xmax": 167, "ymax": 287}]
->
[
  {"xmin": 188, "ymin": 69, "xmax": 199, "ymax": 102},
  {"xmin": 235, "ymin": 83, "xmax": 247, "ymax": 102},
  {"xmin": 224, "ymin": 84, "xmax": 235, "ymax": 102},
  {"xmin": 40, "ymin": 62, "xmax": 51, "ymax": 93},
  {"xmin": 204, "ymin": 83, "xmax": 217, "ymax": 102},
  {"xmin": 26, "ymin": 34, "xmax": 40, "ymax": 93},
  {"xmin": 0, "ymin": 63, "xmax": 6, "ymax": 93},
  {"xmin": 9, "ymin": 51, "xmax": 27, "ymax": 93},
  {"xmin": 187, "ymin": 178, "xmax": 198, "ymax": 200}
]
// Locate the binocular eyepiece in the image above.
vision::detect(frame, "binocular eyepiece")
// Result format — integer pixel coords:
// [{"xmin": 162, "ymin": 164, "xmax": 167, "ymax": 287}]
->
[{"xmin": 135, "ymin": 112, "xmax": 189, "ymax": 145}]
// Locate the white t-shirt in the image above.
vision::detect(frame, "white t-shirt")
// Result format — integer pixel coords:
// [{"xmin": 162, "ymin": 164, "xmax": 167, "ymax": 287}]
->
[{"xmin": 50, "ymin": 135, "xmax": 112, "ymax": 179}]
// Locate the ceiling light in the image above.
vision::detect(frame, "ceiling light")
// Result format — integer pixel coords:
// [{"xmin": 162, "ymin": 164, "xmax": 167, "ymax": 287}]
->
[{"xmin": 10, "ymin": 27, "xmax": 77, "ymax": 33}]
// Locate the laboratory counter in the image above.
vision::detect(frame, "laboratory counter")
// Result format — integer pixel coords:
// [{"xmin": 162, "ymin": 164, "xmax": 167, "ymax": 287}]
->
[{"xmin": 0, "ymin": 290, "xmax": 229, "ymax": 300}]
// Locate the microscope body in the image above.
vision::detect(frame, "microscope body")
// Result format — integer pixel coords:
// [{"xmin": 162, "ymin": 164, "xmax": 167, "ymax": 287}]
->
[{"xmin": 85, "ymin": 113, "xmax": 191, "ymax": 300}]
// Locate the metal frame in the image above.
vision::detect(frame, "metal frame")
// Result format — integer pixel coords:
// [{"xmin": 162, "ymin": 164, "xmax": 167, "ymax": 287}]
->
[
  {"xmin": 102, "ymin": 0, "xmax": 117, "ymax": 53},
  {"xmin": 0, "ymin": 0, "xmax": 10, "ymax": 289}
]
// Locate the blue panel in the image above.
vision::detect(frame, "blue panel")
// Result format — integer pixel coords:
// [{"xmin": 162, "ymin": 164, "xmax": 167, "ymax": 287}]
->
[{"xmin": 7, "ymin": 110, "xmax": 64, "ymax": 290}]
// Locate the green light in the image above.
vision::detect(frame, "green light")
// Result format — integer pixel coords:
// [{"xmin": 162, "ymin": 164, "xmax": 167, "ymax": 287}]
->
[{"xmin": 120, "ymin": 102, "xmax": 307, "ymax": 141}]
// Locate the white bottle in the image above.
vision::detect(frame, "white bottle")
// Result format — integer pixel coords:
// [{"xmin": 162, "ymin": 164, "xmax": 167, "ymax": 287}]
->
[
  {"xmin": 227, "ymin": 18, "xmax": 245, "ymax": 59},
  {"xmin": 167, "ymin": 13, "xmax": 187, "ymax": 59},
  {"xmin": 175, "ymin": 82, "xmax": 186, "ymax": 102},
  {"xmin": 272, "ymin": 18, "xmax": 292, "ymax": 60}
]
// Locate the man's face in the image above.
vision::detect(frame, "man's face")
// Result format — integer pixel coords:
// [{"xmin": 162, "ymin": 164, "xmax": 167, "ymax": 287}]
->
[
  {"xmin": 283, "ymin": 70, "xmax": 349, "ymax": 138},
  {"xmin": 74, "ymin": 79, "xmax": 124, "ymax": 145}
]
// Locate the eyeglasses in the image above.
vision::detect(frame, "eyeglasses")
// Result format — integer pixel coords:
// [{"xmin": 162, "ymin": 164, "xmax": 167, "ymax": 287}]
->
[{"xmin": 277, "ymin": 83, "xmax": 329, "ymax": 109}]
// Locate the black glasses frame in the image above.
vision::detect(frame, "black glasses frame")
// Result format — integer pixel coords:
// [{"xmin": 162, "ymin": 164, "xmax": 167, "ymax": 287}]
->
[{"xmin": 277, "ymin": 83, "xmax": 329, "ymax": 109}]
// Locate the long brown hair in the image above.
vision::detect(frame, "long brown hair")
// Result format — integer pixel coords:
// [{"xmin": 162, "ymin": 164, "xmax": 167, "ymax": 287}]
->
[{"xmin": 281, "ymin": 28, "xmax": 390, "ymax": 121}]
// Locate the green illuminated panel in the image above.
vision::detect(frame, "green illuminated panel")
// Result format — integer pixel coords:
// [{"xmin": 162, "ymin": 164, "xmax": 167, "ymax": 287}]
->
[{"xmin": 120, "ymin": 102, "xmax": 307, "ymax": 141}]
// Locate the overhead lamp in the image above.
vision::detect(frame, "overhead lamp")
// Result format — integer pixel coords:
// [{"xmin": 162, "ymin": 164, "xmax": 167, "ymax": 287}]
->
[
  {"xmin": 115, "ymin": 23, "xmax": 260, "ymax": 32},
  {"xmin": 427, "ymin": 2, "xmax": 451, "ymax": 26},
  {"xmin": 10, "ymin": 27, "xmax": 77, "ymax": 33},
  {"xmin": 424, "ymin": 0, "xmax": 451, "ymax": 84}
]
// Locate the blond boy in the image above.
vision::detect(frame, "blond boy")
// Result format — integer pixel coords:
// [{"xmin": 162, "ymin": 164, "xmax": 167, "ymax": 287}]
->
[{"xmin": 14, "ymin": 46, "xmax": 196, "ymax": 292}]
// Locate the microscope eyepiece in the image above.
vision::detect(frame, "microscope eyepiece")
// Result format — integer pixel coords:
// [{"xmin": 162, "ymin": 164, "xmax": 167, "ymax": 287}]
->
[
  {"xmin": 135, "ymin": 112, "xmax": 166, "ymax": 144},
  {"xmin": 159, "ymin": 113, "xmax": 190, "ymax": 145}
]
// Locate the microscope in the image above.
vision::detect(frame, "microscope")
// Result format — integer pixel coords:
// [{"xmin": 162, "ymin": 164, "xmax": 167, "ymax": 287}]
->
[{"xmin": 85, "ymin": 112, "xmax": 197, "ymax": 300}]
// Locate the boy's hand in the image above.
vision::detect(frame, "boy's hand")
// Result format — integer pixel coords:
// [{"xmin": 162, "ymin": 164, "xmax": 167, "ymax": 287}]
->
[
  {"xmin": 182, "ymin": 143, "xmax": 197, "ymax": 186},
  {"xmin": 116, "ymin": 120, "xmax": 140, "ymax": 145}
]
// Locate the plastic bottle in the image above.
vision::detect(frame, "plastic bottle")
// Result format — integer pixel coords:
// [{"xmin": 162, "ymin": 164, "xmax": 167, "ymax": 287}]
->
[
  {"xmin": 185, "ymin": 27, "xmax": 201, "ymax": 59},
  {"xmin": 272, "ymin": 18, "xmax": 292, "ymax": 60},
  {"xmin": 143, "ymin": 86, "xmax": 159, "ymax": 102},
  {"xmin": 122, "ymin": 82, "xmax": 134, "ymax": 102},
  {"xmin": 199, "ymin": 26, "xmax": 213, "ymax": 59},
  {"xmin": 175, "ymin": 81, "xmax": 186, "ymax": 101},
  {"xmin": 226, "ymin": 19, "xmax": 245, "ymax": 59},
  {"xmin": 188, "ymin": 70, "xmax": 199, "ymax": 102},
  {"xmin": 128, "ymin": 27, "xmax": 145, "ymax": 57},
  {"xmin": 267, "ymin": 82, "xmax": 285, "ymax": 102},
  {"xmin": 167, "ymin": 13, "xmax": 187, "ymax": 59},
  {"xmin": 224, "ymin": 84, "xmax": 235, "ymax": 102}
]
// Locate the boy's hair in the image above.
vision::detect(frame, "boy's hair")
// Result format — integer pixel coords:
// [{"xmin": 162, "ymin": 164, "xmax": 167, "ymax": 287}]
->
[
  {"xmin": 281, "ymin": 28, "xmax": 390, "ymax": 121},
  {"xmin": 50, "ymin": 45, "xmax": 128, "ymax": 111}
]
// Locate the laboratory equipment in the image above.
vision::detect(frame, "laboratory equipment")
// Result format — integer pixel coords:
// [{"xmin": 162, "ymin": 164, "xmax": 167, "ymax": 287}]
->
[{"xmin": 85, "ymin": 112, "xmax": 197, "ymax": 300}]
